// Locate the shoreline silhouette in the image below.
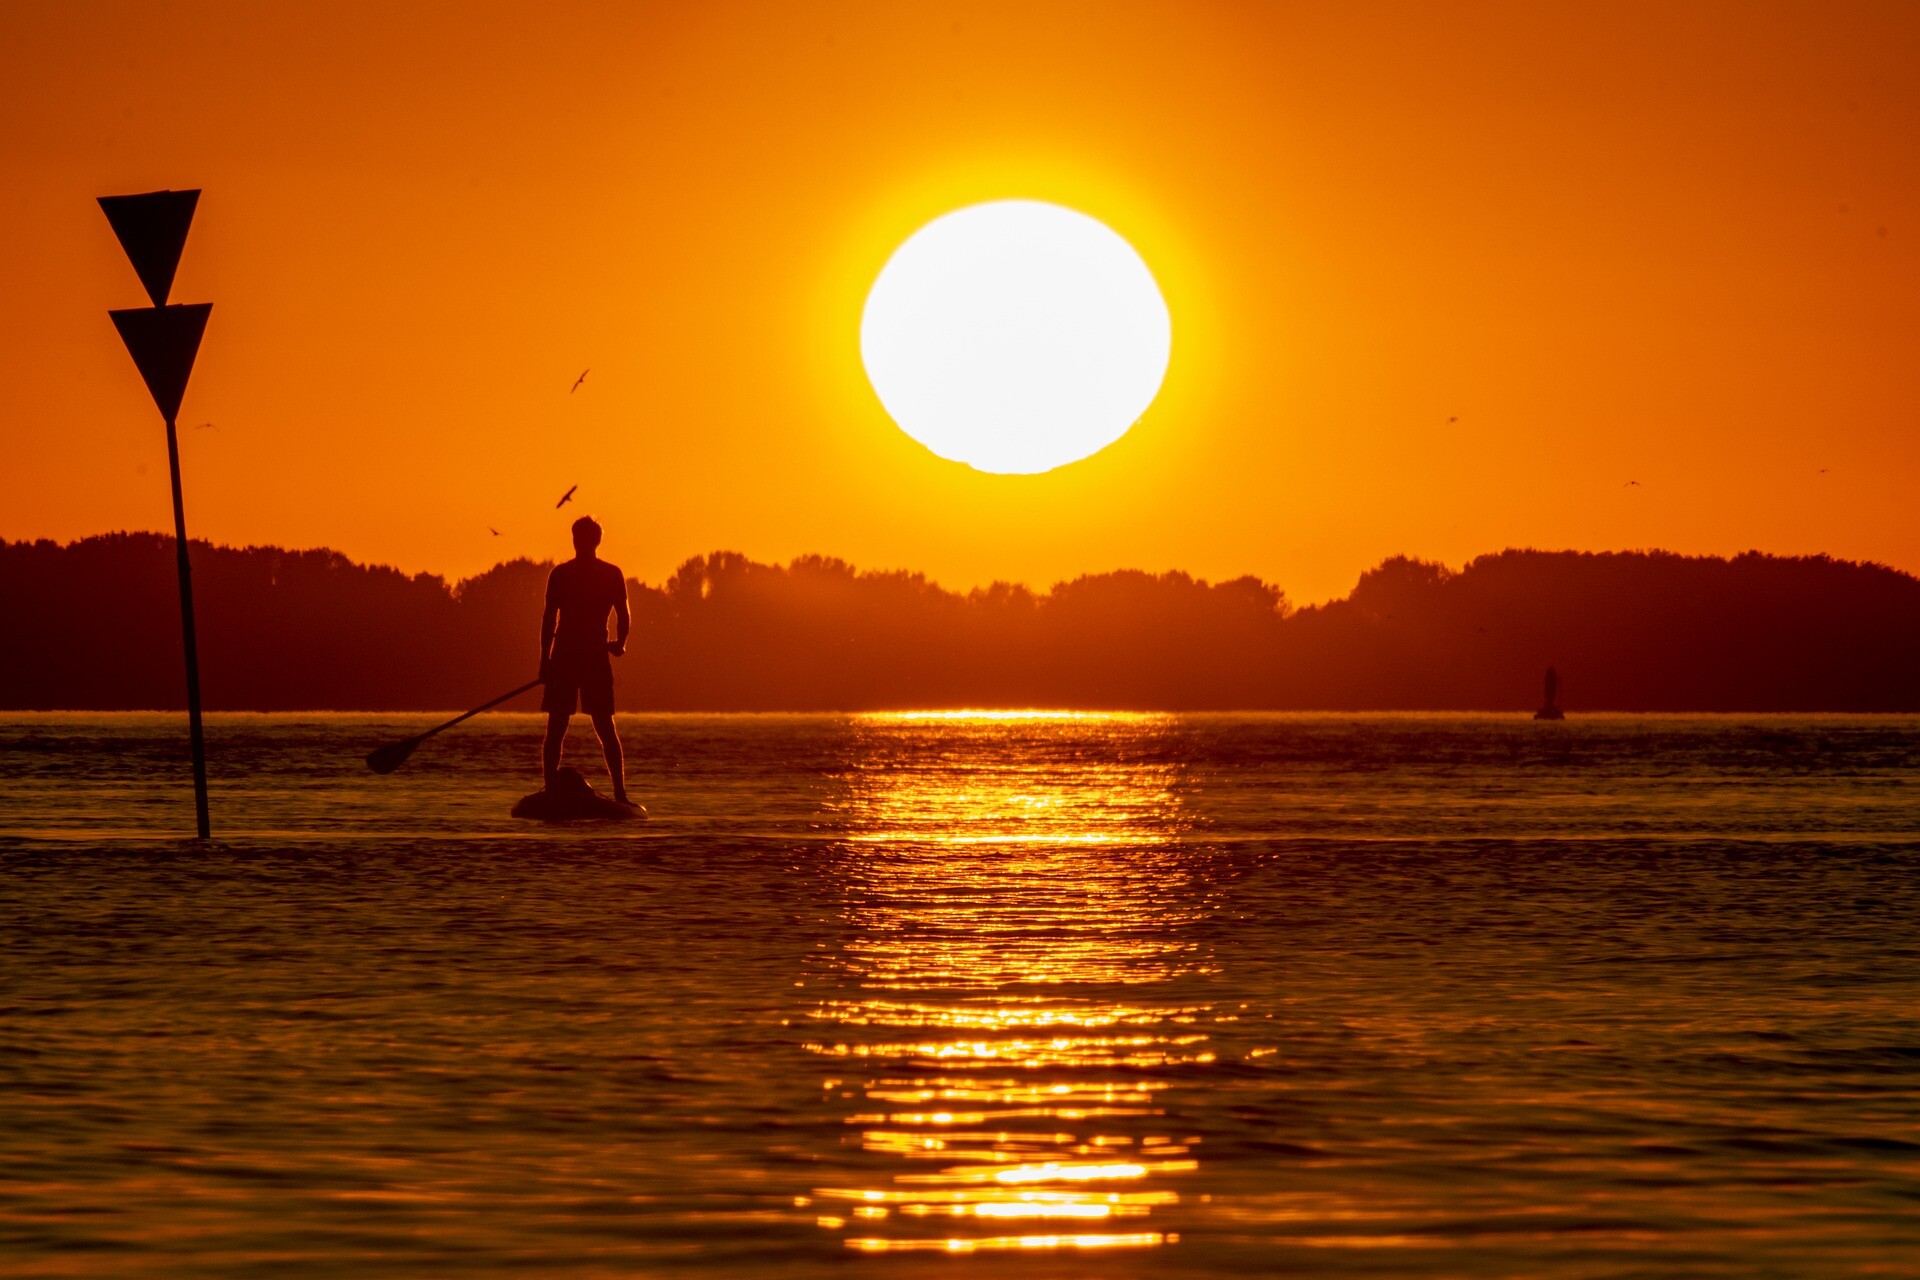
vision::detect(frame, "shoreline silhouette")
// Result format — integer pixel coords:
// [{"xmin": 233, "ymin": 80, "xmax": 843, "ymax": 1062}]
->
[{"xmin": 5, "ymin": 533, "xmax": 1918, "ymax": 713}]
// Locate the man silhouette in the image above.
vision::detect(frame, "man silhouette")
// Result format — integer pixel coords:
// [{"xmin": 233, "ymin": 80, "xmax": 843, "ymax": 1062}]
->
[{"xmin": 539, "ymin": 515, "xmax": 632, "ymax": 803}]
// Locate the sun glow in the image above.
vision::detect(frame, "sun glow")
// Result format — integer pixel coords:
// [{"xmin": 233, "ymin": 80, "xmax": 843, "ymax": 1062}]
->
[{"xmin": 860, "ymin": 201, "xmax": 1172, "ymax": 474}]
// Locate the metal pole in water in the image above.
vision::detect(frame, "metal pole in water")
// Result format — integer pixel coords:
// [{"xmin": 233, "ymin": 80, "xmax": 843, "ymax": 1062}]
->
[
  {"xmin": 100, "ymin": 188, "xmax": 214, "ymax": 839},
  {"xmin": 162, "ymin": 411, "xmax": 211, "ymax": 838}
]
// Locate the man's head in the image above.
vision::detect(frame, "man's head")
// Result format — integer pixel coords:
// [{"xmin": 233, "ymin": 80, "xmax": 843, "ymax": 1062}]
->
[{"xmin": 571, "ymin": 515, "xmax": 602, "ymax": 555}]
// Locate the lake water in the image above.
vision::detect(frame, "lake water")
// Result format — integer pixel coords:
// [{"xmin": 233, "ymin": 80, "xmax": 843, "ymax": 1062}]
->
[{"xmin": 3, "ymin": 712, "xmax": 1919, "ymax": 1277}]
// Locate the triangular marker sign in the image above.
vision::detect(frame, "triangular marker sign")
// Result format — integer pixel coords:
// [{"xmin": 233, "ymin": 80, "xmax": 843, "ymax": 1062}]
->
[
  {"xmin": 110, "ymin": 304, "xmax": 212, "ymax": 423},
  {"xmin": 99, "ymin": 189, "xmax": 200, "ymax": 308}
]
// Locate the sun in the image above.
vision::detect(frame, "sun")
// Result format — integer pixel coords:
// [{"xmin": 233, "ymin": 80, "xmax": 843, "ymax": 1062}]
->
[{"xmin": 860, "ymin": 201, "xmax": 1172, "ymax": 475}]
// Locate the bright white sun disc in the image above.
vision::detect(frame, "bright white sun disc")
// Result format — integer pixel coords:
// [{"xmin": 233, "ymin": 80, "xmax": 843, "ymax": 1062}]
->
[{"xmin": 860, "ymin": 200, "xmax": 1171, "ymax": 474}]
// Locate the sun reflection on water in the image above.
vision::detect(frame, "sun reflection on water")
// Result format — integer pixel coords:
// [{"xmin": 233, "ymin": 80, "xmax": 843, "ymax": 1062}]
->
[{"xmin": 805, "ymin": 712, "xmax": 1213, "ymax": 1254}]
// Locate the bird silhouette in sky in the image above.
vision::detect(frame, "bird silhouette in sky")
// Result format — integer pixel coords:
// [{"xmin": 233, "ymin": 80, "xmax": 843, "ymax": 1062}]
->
[
  {"xmin": 556, "ymin": 485, "xmax": 578, "ymax": 509},
  {"xmin": 1624, "ymin": 480, "xmax": 1642, "ymax": 488},
  {"xmin": 488, "ymin": 527, "xmax": 501, "ymax": 536},
  {"xmin": 194, "ymin": 422, "xmax": 218, "ymax": 431},
  {"xmin": 1447, "ymin": 415, "xmax": 1459, "ymax": 424},
  {"xmin": 1818, "ymin": 468, "xmax": 1829, "ymax": 474},
  {"xmin": 570, "ymin": 369, "xmax": 589, "ymax": 394}
]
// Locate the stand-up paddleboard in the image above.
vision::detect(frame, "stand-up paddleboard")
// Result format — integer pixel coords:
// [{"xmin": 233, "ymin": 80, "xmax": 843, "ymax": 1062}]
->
[{"xmin": 511, "ymin": 767, "xmax": 647, "ymax": 822}]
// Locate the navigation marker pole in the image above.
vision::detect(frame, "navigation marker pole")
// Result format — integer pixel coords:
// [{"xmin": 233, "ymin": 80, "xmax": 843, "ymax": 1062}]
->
[{"xmin": 100, "ymin": 189, "xmax": 214, "ymax": 839}]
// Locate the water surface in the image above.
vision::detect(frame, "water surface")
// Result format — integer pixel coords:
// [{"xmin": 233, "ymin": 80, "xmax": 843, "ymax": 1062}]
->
[{"xmin": 3, "ymin": 713, "xmax": 1918, "ymax": 1276}]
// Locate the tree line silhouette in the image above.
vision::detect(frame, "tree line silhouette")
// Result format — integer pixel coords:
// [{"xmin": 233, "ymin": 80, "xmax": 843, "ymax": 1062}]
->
[{"xmin": 4, "ymin": 533, "xmax": 1917, "ymax": 711}]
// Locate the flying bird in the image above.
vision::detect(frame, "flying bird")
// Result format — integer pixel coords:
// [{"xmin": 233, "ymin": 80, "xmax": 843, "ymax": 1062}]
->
[
  {"xmin": 556, "ymin": 485, "xmax": 578, "ymax": 509},
  {"xmin": 1624, "ymin": 480, "xmax": 1642, "ymax": 488},
  {"xmin": 1447, "ymin": 415, "xmax": 1459, "ymax": 424},
  {"xmin": 194, "ymin": 422, "xmax": 219, "ymax": 431},
  {"xmin": 489, "ymin": 527, "xmax": 501, "ymax": 536},
  {"xmin": 570, "ymin": 369, "xmax": 589, "ymax": 394},
  {"xmin": 1818, "ymin": 468, "xmax": 1829, "ymax": 474}
]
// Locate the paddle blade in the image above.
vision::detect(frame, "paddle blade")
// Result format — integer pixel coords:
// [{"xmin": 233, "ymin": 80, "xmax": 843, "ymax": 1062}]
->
[{"xmin": 365, "ymin": 736, "xmax": 422, "ymax": 775}]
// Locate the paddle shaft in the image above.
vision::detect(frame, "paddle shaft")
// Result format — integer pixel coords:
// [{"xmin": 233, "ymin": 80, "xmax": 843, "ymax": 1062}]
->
[{"xmin": 408, "ymin": 678, "xmax": 543, "ymax": 745}]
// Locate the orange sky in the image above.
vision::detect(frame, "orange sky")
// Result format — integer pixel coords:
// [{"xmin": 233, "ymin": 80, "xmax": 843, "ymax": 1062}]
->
[{"xmin": 4, "ymin": 1, "xmax": 1917, "ymax": 603}]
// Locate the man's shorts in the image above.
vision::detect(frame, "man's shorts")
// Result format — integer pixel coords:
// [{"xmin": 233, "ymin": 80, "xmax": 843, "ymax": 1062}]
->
[{"xmin": 542, "ymin": 648, "xmax": 615, "ymax": 717}]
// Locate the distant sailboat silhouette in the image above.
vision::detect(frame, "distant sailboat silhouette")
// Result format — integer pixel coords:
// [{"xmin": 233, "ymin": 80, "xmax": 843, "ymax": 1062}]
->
[{"xmin": 1534, "ymin": 666, "xmax": 1566, "ymax": 720}]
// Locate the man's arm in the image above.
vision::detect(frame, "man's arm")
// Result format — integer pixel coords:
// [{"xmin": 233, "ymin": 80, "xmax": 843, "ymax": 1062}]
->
[
  {"xmin": 609, "ymin": 575, "xmax": 630, "ymax": 657},
  {"xmin": 539, "ymin": 570, "xmax": 559, "ymax": 678},
  {"xmin": 539, "ymin": 602, "xmax": 557, "ymax": 678}
]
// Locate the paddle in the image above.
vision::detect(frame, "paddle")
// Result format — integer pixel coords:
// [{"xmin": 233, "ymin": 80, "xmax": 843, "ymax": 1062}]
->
[{"xmin": 365, "ymin": 678, "xmax": 543, "ymax": 774}]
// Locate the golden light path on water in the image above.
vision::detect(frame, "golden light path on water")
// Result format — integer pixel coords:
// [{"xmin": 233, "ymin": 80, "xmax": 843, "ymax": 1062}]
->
[{"xmin": 803, "ymin": 712, "xmax": 1215, "ymax": 1254}]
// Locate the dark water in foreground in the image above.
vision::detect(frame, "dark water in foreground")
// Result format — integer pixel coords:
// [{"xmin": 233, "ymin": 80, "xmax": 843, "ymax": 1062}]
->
[{"xmin": 3, "ymin": 713, "xmax": 1919, "ymax": 1278}]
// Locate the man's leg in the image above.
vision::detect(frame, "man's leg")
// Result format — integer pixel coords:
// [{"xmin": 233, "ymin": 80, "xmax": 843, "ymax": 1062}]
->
[
  {"xmin": 590, "ymin": 712, "xmax": 626, "ymax": 802},
  {"xmin": 543, "ymin": 711, "xmax": 570, "ymax": 783}
]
